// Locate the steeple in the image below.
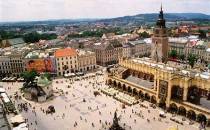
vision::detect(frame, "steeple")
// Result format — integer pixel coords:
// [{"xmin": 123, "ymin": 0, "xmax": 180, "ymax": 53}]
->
[
  {"xmin": 156, "ymin": 4, "xmax": 166, "ymax": 28},
  {"xmin": 151, "ymin": 5, "xmax": 168, "ymax": 63}
]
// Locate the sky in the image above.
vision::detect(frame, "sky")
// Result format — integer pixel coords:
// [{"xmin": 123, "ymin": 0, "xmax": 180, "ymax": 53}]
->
[{"xmin": 0, "ymin": 0, "xmax": 210, "ymax": 22}]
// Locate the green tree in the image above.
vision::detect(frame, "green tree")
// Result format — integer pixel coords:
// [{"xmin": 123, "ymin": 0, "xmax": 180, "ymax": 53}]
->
[
  {"xmin": 23, "ymin": 32, "xmax": 57, "ymax": 43},
  {"xmin": 198, "ymin": 30, "xmax": 207, "ymax": 39},
  {"xmin": 138, "ymin": 31, "xmax": 150, "ymax": 38},
  {"xmin": 187, "ymin": 53, "xmax": 197, "ymax": 68},
  {"xmin": 169, "ymin": 50, "xmax": 177, "ymax": 59},
  {"xmin": 43, "ymin": 72, "xmax": 51, "ymax": 80},
  {"xmin": 21, "ymin": 70, "xmax": 38, "ymax": 86}
]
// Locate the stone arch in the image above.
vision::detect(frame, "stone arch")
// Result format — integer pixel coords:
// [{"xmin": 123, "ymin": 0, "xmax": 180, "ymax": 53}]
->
[
  {"xmin": 187, "ymin": 110, "xmax": 196, "ymax": 121},
  {"xmin": 178, "ymin": 106, "xmax": 186, "ymax": 116},
  {"xmin": 138, "ymin": 90, "xmax": 144, "ymax": 98},
  {"xmin": 139, "ymin": 72, "xmax": 143, "ymax": 79},
  {"xmin": 134, "ymin": 71, "xmax": 138, "ymax": 77},
  {"xmin": 159, "ymin": 98, "xmax": 166, "ymax": 109},
  {"xmin": 132, "ymin": 88, "xmax": 138, "ymax": 96},
  {"xmin": 146, "ymin": 74, "xmax": 150, "ymax": 81},
  {"xmin": 131, "ymin": 71, "xmax": 138, "ymax": 77},
  {"xmin": 122, "ymin": 84, "xmax": 126, "ymax": 91},
  {"xmin": 171, "ymin": 85, "xmax": 183, "ymax": 100},
  {"xmin": 113, "ymin": 80, "xmax": 117, "ymax": 87},
  {"xmin": 149, "ymin": 75, "xmax": 154, "ymax": 82},
  {"xmin": 127, "ymin": 86, "xmax": 132, "ymax": 93},
  {"xmin": 107, "ymin": 79, "xmax": 112, "ymax": 85},
  {"xmin": 197, "ymin": 114, "xmax": 207, "ymax": 124},
  {"xmin": 151, "ymin": 95, "xmax": 156, "ymax": 104},
  {"xmin": 169, "ymin": 103, "xmax": 178, "ymax": 113},
  {"xmin": 143, "ymin": 74, "xmax": 147, "ymax": 80},
  {"xmin": 187, "ymin": 85, "xmax": 201, "ymax": 105},
  {"xmin": 138, "ymin": 72, "xmax": 141, "ymax": 78},
  {"xmin": 117, "ymin": 82, "xmax": 122, "ymax": 89},
  {"xmin": 144, "ymin": 93, "xmax": 150, "ymax": 101}
]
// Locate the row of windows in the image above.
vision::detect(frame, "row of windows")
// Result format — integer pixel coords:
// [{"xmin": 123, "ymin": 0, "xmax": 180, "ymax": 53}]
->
[
  {"xmin": 10, "ymin": 60, "xmax": 22, "ymax": 63},
  {"xmin": 0, "ymin": 62, "xmax": 10, "ymax": 66},
  {"xmin": 57, "ymin": 61, "xmax": 77, "ymax": 66},
  {"xmin": 57, "ymin": 65, "xmax": 77, "ymax": 70},
  {"xmin": 57, "ymin": 56, "xmax": 76, "ymax": 61}
]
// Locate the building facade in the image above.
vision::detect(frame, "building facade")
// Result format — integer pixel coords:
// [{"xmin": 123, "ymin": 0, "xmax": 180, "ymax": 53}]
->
[
  {"xmin": 77, "ymin": 50, "xmax": 96, "ymax": 72},
  {"xmin": 129, "ymin": 40, "xmax": 151, "ymax": 57},
  {"xmin": 107, "ymin": 7, "xmax": 210, "ymax": 126},
  {"xmin": 24, "ymin": 50, "xmax": 56, "ymax": 74},
  {"xmin": 168, "ymin": 37, "xmax": 188, "ymax": 55},
  {"xmin": 0, "ymin": 54, "xmax": 24, "ymax": 78},
  {"xmin": 107, "ymin": 58, "xmax": 210, "ymax": 125},
  {"xmin": 122, "ymin": 43, "xmax": 132, "ymax": 58},
  {"xmin": 55, "ymin": 48, "xmax": 78, "ymax": 76},
  {"xmin": 93, "ymin": 40, "xmax": 123, "ymax": 66}
]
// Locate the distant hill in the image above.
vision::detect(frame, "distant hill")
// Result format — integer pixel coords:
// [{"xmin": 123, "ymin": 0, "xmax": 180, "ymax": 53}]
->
[
  {"xmin": 98, "ymin": 13, "xmax": 210, "ymax": 26},
  {"xmin": 0, "ymin": 13, "xmax": 210, "ymax": 26}
]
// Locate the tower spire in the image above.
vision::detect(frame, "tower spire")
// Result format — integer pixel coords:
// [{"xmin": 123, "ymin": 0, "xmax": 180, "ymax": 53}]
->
[{"xmin": 156, "ymin": 3, "xmax": 165, "ymax": 28}]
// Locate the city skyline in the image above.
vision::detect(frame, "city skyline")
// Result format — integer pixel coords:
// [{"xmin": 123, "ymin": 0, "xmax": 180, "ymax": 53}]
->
[{"xmin": 0, "ymin": 0, "xmax": 210, "ymax": 22}]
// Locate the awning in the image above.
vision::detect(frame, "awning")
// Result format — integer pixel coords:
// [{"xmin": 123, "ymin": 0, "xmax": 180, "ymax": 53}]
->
[
  {"xmin": 10, "ymin": 115, "xmax": 25, "ymax": 124},
  {"xmin": 0, "ymin": 88, "xmax": 6, "ymax": 93}
]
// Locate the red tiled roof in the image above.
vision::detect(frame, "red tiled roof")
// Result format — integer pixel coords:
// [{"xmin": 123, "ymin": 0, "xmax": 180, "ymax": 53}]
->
[{"xmin": 55, "ymin": 48, "xmax": 77, "ymax": 58}]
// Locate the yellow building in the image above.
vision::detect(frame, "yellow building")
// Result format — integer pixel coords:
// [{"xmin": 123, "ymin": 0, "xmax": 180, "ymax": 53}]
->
[
  {"xmin": 77, "ymin": 49, "xmax": 96, "ymax": 72},
  {"xmin": 106, "ymin": 6, "xmax": 210, "ymax": 126}
]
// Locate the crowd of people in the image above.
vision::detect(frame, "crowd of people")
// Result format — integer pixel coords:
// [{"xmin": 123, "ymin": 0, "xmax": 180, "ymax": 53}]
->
[{"xmin": 0, "ymin": 71, "xmax": 199, "ymax": 130}]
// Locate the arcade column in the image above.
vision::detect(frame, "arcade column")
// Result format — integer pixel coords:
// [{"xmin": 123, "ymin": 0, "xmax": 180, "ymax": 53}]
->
[
  {"xmin": 166, "ymin": 80, "xmax": 172, "ymax": 109},
  {"xmin": 183, "ymin": 81, "xmax": 189, "ymax": 101}
]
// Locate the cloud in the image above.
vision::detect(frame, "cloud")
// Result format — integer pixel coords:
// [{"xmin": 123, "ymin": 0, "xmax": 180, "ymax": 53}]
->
[{"xmin": 0, "ymin": 0, "xmax": 210, "ymax": 22}]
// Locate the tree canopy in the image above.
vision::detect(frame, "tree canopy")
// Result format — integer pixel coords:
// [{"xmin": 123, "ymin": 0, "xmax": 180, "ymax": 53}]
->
[
  {"xmin": 21, "ymin": 70, "xmax": 38, "ymax": 84},
  {"xmin": 43, "ymin": 72, "xmax": 52, "ymax": 80},
  {"xmin": 169, "ymin": 50, "xmax": 177, "ymax": 59},
  {"xmin": 23, "ymin": 32, "xmax": 57, "ymax": 43},
  {"xmin": 187, "ymin": 53, "xmax": 197, "ymax": 68},
  {"xmin": 198, "ymin": 30, "xmax": 207, "ymax": 39},
  {"xmin": 138, "ymin": 31, "xmax": 150, "ymax": 38},
  {"xmin": 0, "ymin": 30, "xmax": 57, "ymax": 43}
]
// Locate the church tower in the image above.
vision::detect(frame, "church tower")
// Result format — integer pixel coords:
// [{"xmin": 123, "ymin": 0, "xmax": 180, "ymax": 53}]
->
[{"xmin": 151, "ymin": 5, "xmax": 168, "ymax": 63}]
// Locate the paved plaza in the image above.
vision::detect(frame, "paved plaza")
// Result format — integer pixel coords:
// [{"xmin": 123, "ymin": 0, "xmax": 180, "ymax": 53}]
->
[{"xmin": 0, "ymin": 74, "xmax": 203, "ymax": 130}]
